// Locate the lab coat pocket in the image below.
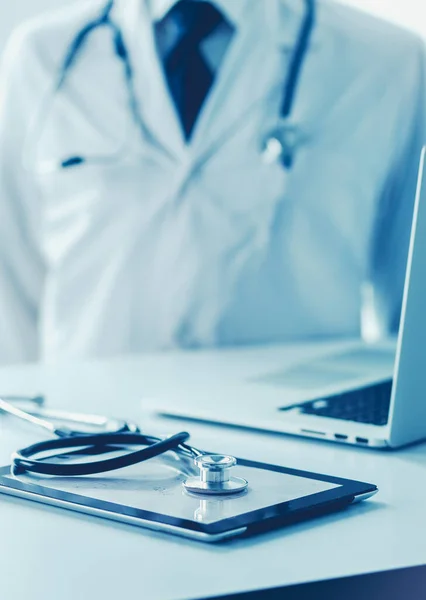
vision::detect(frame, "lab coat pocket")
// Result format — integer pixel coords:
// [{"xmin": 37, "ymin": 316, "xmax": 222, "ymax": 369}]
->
[
  {"xmin": 205, "ymin": 152, "xmax": 290, "ymax": 224},
  {"xmin": 38, "ymin": 160, "xmax": 110, "ymax": 213},
  {"xmin": 199, "ymin": 114, "xmax": 291, "ymax": 221},
  {"xmin": 36, "ymin": 159, "xmax": 130, "ymax": 267}
]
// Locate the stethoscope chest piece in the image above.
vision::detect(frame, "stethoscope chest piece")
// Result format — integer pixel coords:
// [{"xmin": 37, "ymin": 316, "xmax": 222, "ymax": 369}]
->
[{"xmin": 183, "ymin": 454, "xmax": 248, "ymax": 496}]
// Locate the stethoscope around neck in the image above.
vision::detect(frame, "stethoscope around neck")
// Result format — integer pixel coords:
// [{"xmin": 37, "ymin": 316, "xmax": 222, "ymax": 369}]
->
[{"xmin": 24, "ymin": 0, "xmax": 316, "ymax": 175}]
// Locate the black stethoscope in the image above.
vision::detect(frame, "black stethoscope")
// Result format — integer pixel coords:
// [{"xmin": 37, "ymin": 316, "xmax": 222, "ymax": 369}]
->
[
  {"xmin": 1, "ymin": 396, "xmax": 196, "ymax": 476},
  {"xmin": 1, "ymin": 396, "xmax": 249, "ymax": 495},
  {"xmin": 25, "ymin": 0, "xmax": 316, "ymax": 174}
]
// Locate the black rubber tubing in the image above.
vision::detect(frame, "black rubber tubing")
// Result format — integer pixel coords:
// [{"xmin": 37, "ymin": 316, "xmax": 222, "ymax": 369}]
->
[{"xmin": 12, "ymin": 431, "xmax": 190, "ymax": 476}]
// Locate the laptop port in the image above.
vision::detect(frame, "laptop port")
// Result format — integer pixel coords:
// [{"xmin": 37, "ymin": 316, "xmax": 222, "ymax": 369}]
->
[
  {"xmin": 334, "ymin": 434, "xmax": 348, "ymax": 441},
  {"xmin": 356, "ymin": 437, "xmax": 369, "ymax": 445},
  {"xmin": 300, "ymin": 429, "xmax": 326, "ymax": 436}
]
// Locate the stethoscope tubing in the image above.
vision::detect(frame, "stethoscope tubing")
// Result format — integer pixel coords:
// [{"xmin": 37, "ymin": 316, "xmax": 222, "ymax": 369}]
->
[
  {"xmin": 280, "ymin": 0, "xmax": 315, "ymax": 119},
  {"xmin": 12, "ymin": 431, "xmax": 191, "ymax": 476},
  {"xmin": 2, "ymin": 396, "xmax": 198, "ymax": 477}
]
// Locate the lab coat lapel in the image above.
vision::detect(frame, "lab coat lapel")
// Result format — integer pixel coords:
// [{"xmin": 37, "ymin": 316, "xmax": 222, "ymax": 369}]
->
[
  {"xmin": 112, "ymin": 0, "xmax": 186, "ymax": 162},
  {"xmin": 190, "ymin": 0, "xmax": 322, "ymax": 161}
]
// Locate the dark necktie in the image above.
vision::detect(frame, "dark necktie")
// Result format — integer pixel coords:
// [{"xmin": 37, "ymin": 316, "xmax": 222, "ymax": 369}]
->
[{"xmin": 160, "ymin": 0, "xmax": 224, "ymax": 140}]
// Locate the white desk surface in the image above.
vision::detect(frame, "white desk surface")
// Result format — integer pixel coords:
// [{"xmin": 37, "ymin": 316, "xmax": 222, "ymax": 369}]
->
[{"xmin": 0, "ymin": 343, "xmax": 425, "ymax": 600}]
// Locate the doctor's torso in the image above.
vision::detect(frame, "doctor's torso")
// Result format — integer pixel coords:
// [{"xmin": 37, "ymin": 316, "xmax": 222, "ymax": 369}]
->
[{"xmin": 2, "ymin": 0, "xmax": 425, "ymax": 362}]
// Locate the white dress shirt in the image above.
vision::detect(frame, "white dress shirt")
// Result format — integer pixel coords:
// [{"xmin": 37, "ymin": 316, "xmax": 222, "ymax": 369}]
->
[
  {"xmin": 147, "ymin": 0, "xmax": 247, "ymax": 25},
  {"xmin": 149, "ymin": 0, "xmax": 244, "ymax": 72}
]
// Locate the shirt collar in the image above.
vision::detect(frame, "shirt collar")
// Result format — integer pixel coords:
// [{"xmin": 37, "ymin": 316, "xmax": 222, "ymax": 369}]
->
[{"xmin": 146, "ymin": 0, "xmax": 247, "ymax": 27}]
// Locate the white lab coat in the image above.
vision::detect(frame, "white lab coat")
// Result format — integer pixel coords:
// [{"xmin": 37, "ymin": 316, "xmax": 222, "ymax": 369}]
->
[{"xmin": 0, "ymin": 0, "xmax": 425, "ymax": 364}]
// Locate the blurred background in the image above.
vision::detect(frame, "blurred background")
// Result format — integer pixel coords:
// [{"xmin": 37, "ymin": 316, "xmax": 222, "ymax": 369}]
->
[{"xmin": 0, "ymin": 0, "xmax": 425, "ymax": 56}]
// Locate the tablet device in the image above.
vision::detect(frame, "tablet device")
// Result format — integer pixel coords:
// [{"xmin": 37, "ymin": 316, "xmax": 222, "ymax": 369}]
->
[{"xmin": 0, "ymin": 450, "xmax": 377, "ymax": 543}]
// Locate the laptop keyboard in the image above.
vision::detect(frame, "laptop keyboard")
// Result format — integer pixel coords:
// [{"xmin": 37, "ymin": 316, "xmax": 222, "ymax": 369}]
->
[{"xmin": 295, "ymin": 379, "xmax": 393, "ymax": 426}]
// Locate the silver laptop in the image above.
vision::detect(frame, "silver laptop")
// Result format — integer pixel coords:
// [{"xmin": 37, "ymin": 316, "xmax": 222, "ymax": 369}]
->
[{"xmin": 153, "ymin": 148, "xmax": 426, "ymax": 449}]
